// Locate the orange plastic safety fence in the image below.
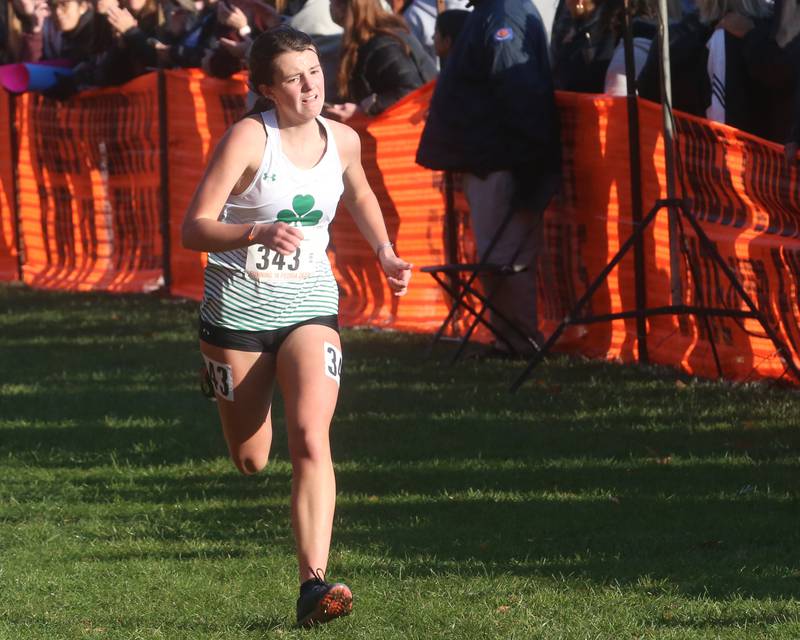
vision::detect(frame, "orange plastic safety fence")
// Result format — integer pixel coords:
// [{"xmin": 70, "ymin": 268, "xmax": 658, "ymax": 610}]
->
[
  {"xmin": 0, "ymin": 92, "xmax": 18, "ymax": 281},
  {"xmin": 332, "ymin": 83, "xmax": 452, "ymax": 330},
  {"xmin": 166, "ymin": 69, "xmax": 249, "ymax": 301},
  {"xmin": 14, "ymin": 73, "xmax": 163, "ymax": 292},
  {"xmin": 539, "ymin": 93, "xmax": 800, "ymax": 383},
  {"xmin": 4, "ymin": 71, "xmax": 800, "ymax": 385}
]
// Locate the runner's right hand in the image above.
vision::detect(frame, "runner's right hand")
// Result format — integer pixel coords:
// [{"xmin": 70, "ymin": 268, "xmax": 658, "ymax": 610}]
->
[{"xmin": 256, "ymin": 222, "xmax": 304, "ymax": 255}]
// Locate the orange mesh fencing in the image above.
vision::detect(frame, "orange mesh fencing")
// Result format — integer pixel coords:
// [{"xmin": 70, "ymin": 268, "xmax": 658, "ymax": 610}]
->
[
  {"xmin": 166, "ymin": 69, "xmax": 249, "ymax": 301},
  {"xmin": 14, "ymin": 73, "xmax": 164, "ymax": 292},
  {"xmin": 538, "ymin": 94, "xmax": 659, "ymax": 366},
  {"xmin": 4, "ymin": 72, "xmax": 800, "ymax": 384},
  {"xmin": 330, "ymin": 83, "xmax": 452, "ymax": 330},
  {"xmin": 539, "ymin": 93, "xmax": 800, "ymax": 383},
  {"xmin": 0, "ymin": 92, "xmax": 18, "ymax": 281}
]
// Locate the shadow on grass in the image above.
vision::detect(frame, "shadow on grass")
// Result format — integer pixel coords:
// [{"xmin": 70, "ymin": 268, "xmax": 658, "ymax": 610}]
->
[
  {"xmin": 653, "ymin": 611, "xmax": 800, "ymax": 632},
  {"xmin": 2, "ymin": 286, "xmax": 799, "ymax": 602},
  {"xmin": 52, "ymin": 481, "xmax": 799, "ymax": 599}
]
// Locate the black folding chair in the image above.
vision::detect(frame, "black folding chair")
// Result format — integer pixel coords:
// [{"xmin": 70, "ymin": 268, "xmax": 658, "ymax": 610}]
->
[{"xmin": 421, "ymin": 183, "xmax": 542, "ymax": 363}]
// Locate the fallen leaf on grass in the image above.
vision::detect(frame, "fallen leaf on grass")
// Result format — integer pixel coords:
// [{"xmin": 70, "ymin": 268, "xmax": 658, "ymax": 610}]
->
[{"xmin": 645, "ymin": 447, "xmax": 672, "ymax": 465}]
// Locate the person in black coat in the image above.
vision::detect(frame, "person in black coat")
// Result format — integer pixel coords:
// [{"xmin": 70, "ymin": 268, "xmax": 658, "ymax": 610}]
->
[
  {"xmin": 550, "ymin": 0, "xmax": 625, "ymax": 93},
  {"xmin": 637, "ymin": 0, "xmax": 795, "ymax": 144},
  {"xmin": 93, "ymin": 0, "xmax": 160, "ymax": 86},
  {"xmin": 325, "ymin": 0, "xmax": 436, "ymax": 121},
  {"xmin": 716, "ymin": 0, "xmax": 798, "ymax": 144},
  {"xmin": 416, "ymin": 0, "xmax": 560, "ymax": 355}
]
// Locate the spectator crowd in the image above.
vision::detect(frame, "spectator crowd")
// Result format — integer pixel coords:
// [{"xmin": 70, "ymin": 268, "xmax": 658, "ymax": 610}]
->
[{"xmin": 1, "ymin": 0, "xmax": 798, "ymax": 149}]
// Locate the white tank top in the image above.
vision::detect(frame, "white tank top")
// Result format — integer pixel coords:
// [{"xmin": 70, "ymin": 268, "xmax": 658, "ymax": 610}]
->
[{"xmin": 200, "ymin": 110, "xmax": 344, "ymax": 331}]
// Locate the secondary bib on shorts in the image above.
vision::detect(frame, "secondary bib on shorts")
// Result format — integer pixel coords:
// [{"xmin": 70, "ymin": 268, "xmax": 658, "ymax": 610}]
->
[{"xmin": 200, "ymin": 110, "xmax": 344, "ymax": 331}]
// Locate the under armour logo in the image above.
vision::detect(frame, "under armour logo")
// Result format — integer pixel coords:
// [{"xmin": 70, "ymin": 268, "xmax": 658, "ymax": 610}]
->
[{"xmin": 262, "ymin": 172, "xmax": 277, "ymax": 182}]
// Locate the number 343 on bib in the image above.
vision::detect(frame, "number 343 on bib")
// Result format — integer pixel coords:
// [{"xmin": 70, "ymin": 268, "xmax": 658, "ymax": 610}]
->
[{"xmin": 245, "ymin": 242, "xmax": 317, "ymax": 282}]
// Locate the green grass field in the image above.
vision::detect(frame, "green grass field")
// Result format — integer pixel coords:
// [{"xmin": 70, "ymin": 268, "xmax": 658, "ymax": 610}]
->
[{"xmin": 1, "ymin": 282, "xmax": 799, "ymax": 639}]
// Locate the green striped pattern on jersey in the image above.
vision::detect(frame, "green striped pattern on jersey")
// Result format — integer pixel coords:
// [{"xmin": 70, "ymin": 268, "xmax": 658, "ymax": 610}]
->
[{"xmin": 199, "ymin": 265, "xmax": 339, "ymax": 331}]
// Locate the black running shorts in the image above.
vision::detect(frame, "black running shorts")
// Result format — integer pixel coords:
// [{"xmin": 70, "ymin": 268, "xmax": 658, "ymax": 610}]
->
[{"xmin": 199, "ymin": 315, "xmax": 339, "ymax": 353}]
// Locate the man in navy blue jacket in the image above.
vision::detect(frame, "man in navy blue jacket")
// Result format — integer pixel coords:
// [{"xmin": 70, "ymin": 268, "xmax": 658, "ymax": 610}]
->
[{"xmin": 416, "ymin": 0, "xmax": 560, "ymax": 355}]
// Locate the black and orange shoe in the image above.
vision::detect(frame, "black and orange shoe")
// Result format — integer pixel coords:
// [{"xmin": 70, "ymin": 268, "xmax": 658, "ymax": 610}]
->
[{"xmin": 296, "ymin": 570, "xmax": 353, "ymax": 628}]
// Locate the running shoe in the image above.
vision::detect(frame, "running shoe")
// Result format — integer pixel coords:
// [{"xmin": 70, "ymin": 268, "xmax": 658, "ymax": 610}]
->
[{"xmin": 296, "ymin": 570, "xmax": 353, "ymax": 627}]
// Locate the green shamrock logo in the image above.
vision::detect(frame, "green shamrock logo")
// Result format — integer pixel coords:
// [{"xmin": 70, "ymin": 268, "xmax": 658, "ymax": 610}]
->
[{"xmin": 277, "ymin": 194, "xmax": 323, "ymax": 226}]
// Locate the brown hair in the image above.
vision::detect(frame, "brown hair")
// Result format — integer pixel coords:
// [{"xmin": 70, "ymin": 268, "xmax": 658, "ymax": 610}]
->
[
  {"xmin": 244, "ymin": 25, "xmax": 320, "ymax": 117},
  {"xmin": 336, "ymin": 0, "xmax": 409, "ymax": 100}
]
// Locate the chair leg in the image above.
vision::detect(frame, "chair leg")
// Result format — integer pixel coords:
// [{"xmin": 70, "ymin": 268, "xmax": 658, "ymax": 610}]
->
[{"xmin": 424, "ymin": 271, "xmax": 466, "ymax": 358}]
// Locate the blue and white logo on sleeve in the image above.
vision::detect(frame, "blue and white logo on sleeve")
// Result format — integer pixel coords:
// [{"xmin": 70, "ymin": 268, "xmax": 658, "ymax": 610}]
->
[{"xmin": 494, "ymin": 27, "xmax": 514, "ymax": 42}]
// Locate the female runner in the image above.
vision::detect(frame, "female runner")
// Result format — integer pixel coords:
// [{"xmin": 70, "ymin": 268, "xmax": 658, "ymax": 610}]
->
[{"xmin": 181, "ymin": 25, "xmax": 412, "ymax": 627}]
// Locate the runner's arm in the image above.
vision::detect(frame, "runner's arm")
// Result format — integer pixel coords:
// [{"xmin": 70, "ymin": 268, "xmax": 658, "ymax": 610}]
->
[
  {"xmin": 181, "ymin": 117, "xmax": 303, "ymax": 255},
  {"xmin": 334, "ymin": 122, "xmax": 412, "ymax": 295}
]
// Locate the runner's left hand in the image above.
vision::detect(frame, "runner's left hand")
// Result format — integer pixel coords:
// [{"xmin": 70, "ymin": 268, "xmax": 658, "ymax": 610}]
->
[{"xmin": 378, "ymin": 251, "xmax": 412, "ymax": 296}]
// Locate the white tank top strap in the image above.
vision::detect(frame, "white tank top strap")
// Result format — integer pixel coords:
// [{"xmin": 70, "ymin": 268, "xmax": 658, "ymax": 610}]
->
[
  {"xmin": 316, "ymin": 116, "xmax": 340, "ymax": 170},
  {"xmin": 261, "ymin": 109, "xmax": 281, "ymax": 149},
  {"xmin": 261, "ymin": 109, "xmax": 341, "ymax": 177},
  {"xmin": 225, "ymin": 112, "xmax": 276, "ymax": 205}
]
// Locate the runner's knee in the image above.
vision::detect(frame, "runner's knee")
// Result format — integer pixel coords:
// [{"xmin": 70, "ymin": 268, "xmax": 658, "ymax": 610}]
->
[
  {"xmin": 289, "ymin": 425, "xmax": 331, "ymax": 463},
  {"xmin": 231, "ymin": 449, "xmax": 269, "ymax": 475}
]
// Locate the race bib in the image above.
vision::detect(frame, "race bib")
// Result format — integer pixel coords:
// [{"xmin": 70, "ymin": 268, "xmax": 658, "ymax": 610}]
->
[
  {"xmin": 201, "ymin": 354, "xmax": 234, "ymax": 401},
  {"xmin": 245, "ymin": 227, "xmax": 327, "ymax": 282},
  {"xmin": 324, "ymin": 341, "xmax": 343, "ymax": 386}
]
